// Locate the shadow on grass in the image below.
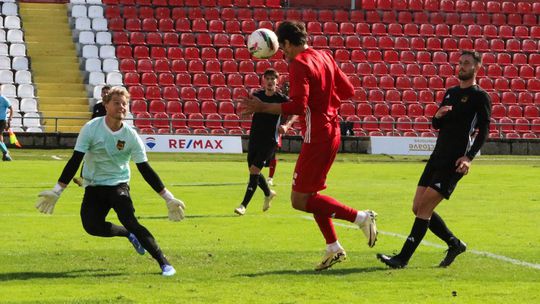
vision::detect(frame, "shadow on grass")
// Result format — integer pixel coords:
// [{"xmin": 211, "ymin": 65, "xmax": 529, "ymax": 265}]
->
[
  {"xmin": 0, "ymin": 269, "xmax": 123, "ymax": 281},
  {"xmin": 236, "ymin": 266, "xmax": 386, "ymax": 277}
]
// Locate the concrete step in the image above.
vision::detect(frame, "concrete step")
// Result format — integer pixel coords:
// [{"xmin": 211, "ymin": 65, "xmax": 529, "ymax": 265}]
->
[
  {"xmin": 38, "ymin": 83, "xmax": 86, "ymax": 91},
  {"xmin": 32, "ymin": 63, "xmax": 81, "ymax": 74},
  {"xmin": 32, "ymin": 69, "xmax": 82, "ymax": 83},
  {"xmin": 30, "ymin": 55, "xmax": 79, "ymax": 63},
  {"xmin": 43, "ymin": 117, "xmax": 89, "ymax": 127},
  {"xmin": 39, "ymin": 97, "xmax": 89, "ymax": 105},
  {"xmin": 40, "ymin": 104, "xmax": 89, "ymax": 112},
  {"xmin": 28, "ymin": 49, "xmax": 77, "ymax": 57},
  {"xmin": 25, "ymin": 36, "xmax": 74, "ymax": 44},
  {"xmin": 43, "ymin": 125, "xmax": 83, "ymax": 133},
  {"xmin": 39, "ymin": 90, "xmax": 87, "ymax": 98}
]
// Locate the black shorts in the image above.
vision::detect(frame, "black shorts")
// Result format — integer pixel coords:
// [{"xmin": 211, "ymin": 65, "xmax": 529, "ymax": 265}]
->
[
  {"xmin": 263, "ymin": 147, "xmax": 277, "ymax": 167},
  {"xmin": 81, "ymin": 183, "xmax": 135, "ymax": 222},
  {"xmin": 418, "ymin": 160, "xmax": 464, "ymax": 199},
  {"xmin": 247, "ymin": 140, "xmax": 277, "ymax": 169},
  {"xmin": 0, "ymin": 120, "xmax": 6, "ymax": 132}
]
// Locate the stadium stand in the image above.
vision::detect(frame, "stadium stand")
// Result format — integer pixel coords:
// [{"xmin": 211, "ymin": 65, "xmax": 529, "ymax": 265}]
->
[
  {"xmin": 0, "ymin": 1, "xmax": 42, "ymax": 132},
  {"xmin": 59, "ymin": 0, "xmax": 540, "ymax": 136}
]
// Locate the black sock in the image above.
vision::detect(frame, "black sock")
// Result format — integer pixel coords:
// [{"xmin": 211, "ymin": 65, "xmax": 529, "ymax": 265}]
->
[
  {"xmin": 396, "ymin": 217, "xmax": 430, "ymax": 263},
  {"xmin": 241, "ymin": 174, "xmax": 259, "ymax": 207},
  {"xmin": 257, "ymin": 173, "xmax": 271, "ymax": 197},
  {"xmin": 429, "ymin": 212, "xmax": 458, "ymax": 247}
]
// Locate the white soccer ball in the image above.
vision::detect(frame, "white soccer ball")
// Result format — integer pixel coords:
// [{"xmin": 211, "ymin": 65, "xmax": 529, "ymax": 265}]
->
[{"xmin": 247, "ymin": 28, "xmax": 279, "ymax": 59}]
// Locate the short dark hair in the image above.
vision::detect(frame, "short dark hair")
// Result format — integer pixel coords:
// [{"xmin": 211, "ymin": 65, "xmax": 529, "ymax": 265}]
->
[
  {"xmin": 461, "ymin": 51, "xmax": 482, "ymax": 64},
  {"xmin": 276, "ymin": 21, "xmax": 308, "ymax": 46},
  {"xmin": 263, "ymin": 68, "xmax": 279, "ymax": 79},
  {"xmin": 101, "ymin": 85, "xmax": 112, "ymax": 92}
]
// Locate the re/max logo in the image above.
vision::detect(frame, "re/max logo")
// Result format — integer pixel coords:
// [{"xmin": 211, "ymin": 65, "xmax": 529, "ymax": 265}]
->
[{"xmin": 168, "ymin": 139, "xmax": 223, "ymax": 149}]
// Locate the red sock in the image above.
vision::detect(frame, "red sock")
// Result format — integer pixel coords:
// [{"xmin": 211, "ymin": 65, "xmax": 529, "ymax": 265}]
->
[
  {"xmin": 268, "ymin": 158, "xmax": 277, "ymax": 178},
  {"xmin": 305, "ymin": 194, "xmax": 357, "ymax": 223},
  {"xmin": 314, "ymin": 214, "xmax": 337, "ymax": 244}
]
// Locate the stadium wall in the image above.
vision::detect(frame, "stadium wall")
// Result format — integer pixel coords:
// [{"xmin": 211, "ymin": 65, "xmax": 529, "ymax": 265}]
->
[{"xmin": 5, "ymin": 133, "xmax": 540, "ymax": 155}]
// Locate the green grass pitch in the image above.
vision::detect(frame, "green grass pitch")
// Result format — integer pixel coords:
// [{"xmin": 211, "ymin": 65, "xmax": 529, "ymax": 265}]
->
[{"xmin": 0, "ymin": 150, "xmax": 539, "ymax": 303}]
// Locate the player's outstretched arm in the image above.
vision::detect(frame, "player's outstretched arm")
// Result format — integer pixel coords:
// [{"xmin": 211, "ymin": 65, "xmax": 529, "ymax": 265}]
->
[
  {"xmin": 136, "ymin": 162, "xmax": 186, "ymax": 221},
  {"xmin": 36, "ymin": 151, "xmax": 84, "ymax": 214},
  {"xmin": 238, "ymin": 94, "xmax": 282, "ymax": 115}
]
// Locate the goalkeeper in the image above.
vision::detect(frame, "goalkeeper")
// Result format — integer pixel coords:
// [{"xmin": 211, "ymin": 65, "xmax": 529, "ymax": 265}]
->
[{"xmin": 35, "ymin": 87, "xmax": 184, "ymax": 276}]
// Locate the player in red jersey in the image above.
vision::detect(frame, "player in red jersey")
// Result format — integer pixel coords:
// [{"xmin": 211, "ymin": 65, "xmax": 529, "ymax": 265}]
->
[{"xmin": 239, "ymin": 21, "xmax": 378, "ymax": 270}]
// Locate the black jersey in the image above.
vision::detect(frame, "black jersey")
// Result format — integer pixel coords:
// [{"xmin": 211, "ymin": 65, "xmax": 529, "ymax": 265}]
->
[
  {"xmin": 249, "ymin": 90, "xmax": 288, "ymax": 144},
  {"xmin": 92, "ymin": 102, "xmax": 106, "ymax": 119},
  {"xmin": 430, "ymin": 85, "xmax": 491, "ymax": 165}
]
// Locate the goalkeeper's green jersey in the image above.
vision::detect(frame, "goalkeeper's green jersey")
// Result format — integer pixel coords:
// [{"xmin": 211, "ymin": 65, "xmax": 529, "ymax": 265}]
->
[{"xmin": 74, "ymin": 117, "xmax": 147, "ymax": 187}]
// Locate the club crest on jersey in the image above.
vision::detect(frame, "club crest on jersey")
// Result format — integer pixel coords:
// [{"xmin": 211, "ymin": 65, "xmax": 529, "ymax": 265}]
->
[
  {"xmin": 116, "ymin": 140, "xmax": 125, "ymax": 150},
  {"xmin": 460, "ymin": 96, "xmax": 469, "ymax": 103}
]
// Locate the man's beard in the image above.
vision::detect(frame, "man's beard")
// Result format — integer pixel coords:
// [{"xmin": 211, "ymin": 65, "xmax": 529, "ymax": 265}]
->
[{"xmin": 458, "ymin": 70, "xmax": 474, "ymax": 81}]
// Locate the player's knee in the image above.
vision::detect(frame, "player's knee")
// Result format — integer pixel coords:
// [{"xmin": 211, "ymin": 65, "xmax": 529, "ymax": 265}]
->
[
  {"xmin": 290, "ymin": 193, "xmax": 308, "ymax": 211},
  {"xmin": 291, "ymin": 200, "xmax": 303, "ymax": 211},
  {"xmin": 82, "ymin": 221, "xmax": 105, "ymax": 236}
]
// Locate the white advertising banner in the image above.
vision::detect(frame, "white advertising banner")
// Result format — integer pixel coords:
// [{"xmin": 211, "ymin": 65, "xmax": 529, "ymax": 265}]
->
[
  {"xmin": 369, "ymin": 136, "xmax": 437, "ymax": 155},
  {"xmin": 139, "ymin": 135, "xmax": 243, "ymax": 154}
]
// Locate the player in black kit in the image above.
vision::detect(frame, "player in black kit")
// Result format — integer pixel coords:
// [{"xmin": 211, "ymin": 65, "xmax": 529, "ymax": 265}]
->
[
  {"xmin": 377, "ymin": 51, "xmax": 492, "ymax": 268},
  {"xmin": 234, "ymin": 69, "xmax": 290, "ymax": 215}
]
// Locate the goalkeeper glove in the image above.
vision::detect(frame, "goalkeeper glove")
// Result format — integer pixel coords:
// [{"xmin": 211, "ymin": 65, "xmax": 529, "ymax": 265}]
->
[
  {"xmin": 161, "ymin": 189, "xmax": 185, "ymax": 222},
  {"xmin": 36, "ymin": 184, "xmax": 64, "ymax": 214}
]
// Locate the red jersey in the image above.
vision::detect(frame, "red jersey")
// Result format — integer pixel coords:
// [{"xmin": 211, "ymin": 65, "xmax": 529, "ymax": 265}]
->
[{"xmin": 281, "ymin": 48, "xmax": 354, "ymax": 143}]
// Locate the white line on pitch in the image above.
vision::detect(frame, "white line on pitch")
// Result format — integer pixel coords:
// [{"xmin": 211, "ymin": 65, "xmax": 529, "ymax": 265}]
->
[{"xmin": 301, "ymin": 215, "xmax": 540, "ymax": 270}]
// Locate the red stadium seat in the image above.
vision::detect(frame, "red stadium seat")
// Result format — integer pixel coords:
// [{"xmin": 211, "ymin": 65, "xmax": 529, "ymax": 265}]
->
[
  {"xmin": 351, "ymin": 50, "xmax": 367, "ymax": 63},
  {"xmin": 130, "ymin": 99, "xmax": 147, "ymax": 114},
  {"xmin": 163, "ymin": 87, "xmax": 180, "ymax": 101},
  {"xmin": 429, "ymin": 76, "xmax": 444, "ymax": 90},
  {"xmin": 335, "ymin": 50, "xmax": 351, "ymax": 63},
  {"xmin": 508, "ymin": 105, "xmax": 523, "ymax": 119},
  {"xmin": 528, "ymin": 79, "xmax": 540, "ymax": 92},
  {"xmin": 373, "ymin": 63, "xmax": 389, "ymax": 76},
  {"xmin": 390, "ymin": 103, "xmax": 406, "ymax": 117},
  {"xmin": 362, "ymin": 76, "xmax": 377, "ymax": 89},
  {"xmin": 152, "ymin": 112, "xmax": 170, "ymax": 129},
  {"xmin": 524, "ymin": 106, "xmax": 539, "ymax": 119},
  {"xmin": 166, "ymin": 100, "xmax": 182, "ymax": 114},
  {"xmin": 532, "ymin": 118, "xmax": 540, "ymax": 133},
  {"xmin": 389, "ymin": 64, "xmax": 405, "ymax": 76},
  {"xmin": 339, "ymin": 103, "xmax": 356, "ymax": 117},
  {"xmin": 491, "ymin": 104, "xmax": 506, "ymax": 119},
  {"xmin": 329, "ymin": 36, "xmax": 345, "ymax": 49},
  {"xmin": 385, "ymin": 89, "xmax": 401, "ymax": 103},
  {"xmin": 120, "ymin": 59, "xmax": 136, "ymax": 73},
  {"xmin": 215, "ymin": 87, "xmax": 232, "ymax": 101},
  {"xmin": 188, "ymin": 59, "xmax": 204, "ymax": 72},
  {"xmin": 424, "ymin": 103, "xmax": 438, "ymax": 117},
  {"xmin": 356, "ymin": 103, "xmax": 372, "ymax": 117},
  {"xmin": 354, "ymin": 23, "xmax": 368, "ymax": 36},
  {"xmin": 345, "ymin": 36, "xmax": 362, "ymax": 49},
  {"xmin": 244, "ymin": 73, "xmax": 260, "ymax": 88},
  {"xmin": 362, "ymin": 115, "xmax": 379, "ymax": 132},
  {"xmin": 374, "ymin": 103, "xmax": 390, "ymax": 117},
  {"xmin": 418, "ymin": 90, "xmax": 434, "ymax": 103},
  {"xmin": 340, "ymin": 22, "xmax": 355, "ymax": 35},
  {"xmin": 402, "ymin": 90, "xmax": 417, "ymax": 103},
  {"xmin": 397, "ymin": 116, "xmax": 413, "ymax": 132},
  {"xmin": 113, "ymin": 32, "xmax": 129, "ymax": 45},
  {"xmin": 519, "ymin": 92, "xmax": 534, "ymax": 105},
  {"xmin": 135, "ymin": 112, "xmax": 152, "ymax": 129},
  {"xmin": 158, "ymin": 73, "xmax": 174, "ymax": 86}
]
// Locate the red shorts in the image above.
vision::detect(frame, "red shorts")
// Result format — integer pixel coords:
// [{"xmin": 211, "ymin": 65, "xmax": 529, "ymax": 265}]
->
[{"xmin": 292, "ymin": 136, "xmax": 340, "ymax": 193}]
